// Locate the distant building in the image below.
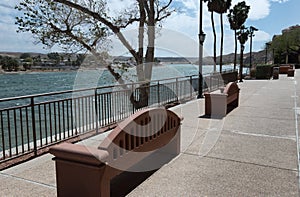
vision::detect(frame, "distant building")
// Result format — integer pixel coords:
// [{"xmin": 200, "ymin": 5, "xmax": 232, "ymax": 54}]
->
[{"xmin": 282, "ymin": 24, "xmax": 300, "ymax": 34}]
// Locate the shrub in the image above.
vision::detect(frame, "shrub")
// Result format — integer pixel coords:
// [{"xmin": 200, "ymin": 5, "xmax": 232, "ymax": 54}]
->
[{"xmin": 255, "ymin": 64, "xmax": 273, "ymax": 79}]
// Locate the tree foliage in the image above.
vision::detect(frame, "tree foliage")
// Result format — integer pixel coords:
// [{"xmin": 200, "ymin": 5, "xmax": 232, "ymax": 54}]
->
[
  {"xmin": 270, "ymin": 26, "xmax": 300, "ymax": 64},
  {"xmin": 20, "ymin": 53, "xmax": 31, "ymax": 59},
  {"xmin": 0, "ymin": 56, "xmax": 20, "ymax": 71},
  {"xmin": 15, "ymin": 0, "xmax": 174, "ymax": 80},
  {"xmin": 227, "ymin": 1, "xmax": 250, "ymax": 70},
  {"xmin": 237, "ymin": 25, "xmax": 250, "ymax": 82},
  {"xmin": 217, "ymin": 0, "xmax": 232, "ymax": 72},
  {"xmin": 15, "ymin": 0, "xmax": 175, "ymax": 108},
  {"xmin": 204, "ymin": 0, "xmax": 232, "ymax": 72}
]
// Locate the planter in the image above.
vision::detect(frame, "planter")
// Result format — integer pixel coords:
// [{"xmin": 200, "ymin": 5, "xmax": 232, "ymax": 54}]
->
[
  {"xmin": 287, "ymin": 69, "xmax": 295, "ymax": 77},
  {"xmin": 273, "ymin": 67, "xmax": 279, "ymax": 79}
]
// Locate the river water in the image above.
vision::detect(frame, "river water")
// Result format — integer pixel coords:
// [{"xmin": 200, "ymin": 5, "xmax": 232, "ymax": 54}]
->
[
  {"xmin": 0, "ymin": 64, "xmax": 239, "ymax": 99},
  {"xmin": 0, "ymin": 63, "xmax": 242, "ymax": 153}
]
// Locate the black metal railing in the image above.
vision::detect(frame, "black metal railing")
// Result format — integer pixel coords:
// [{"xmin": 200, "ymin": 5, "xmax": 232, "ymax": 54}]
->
[{"xmin": 0, "ymin": 70, "xmax": 236, "ymax": 163}]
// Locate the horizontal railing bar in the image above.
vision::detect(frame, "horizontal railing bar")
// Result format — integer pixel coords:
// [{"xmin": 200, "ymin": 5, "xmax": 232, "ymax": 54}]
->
[
  {"xmin": 0, "ymin": 71, "xmax": 232, "ymax": 103},
  {"xmin": 0, "ymin": 70, "xmax": 237, "ymax": 166},
  {"xmin": 0, "ymin": 74, "xmax": 203, "ymax": 102}
]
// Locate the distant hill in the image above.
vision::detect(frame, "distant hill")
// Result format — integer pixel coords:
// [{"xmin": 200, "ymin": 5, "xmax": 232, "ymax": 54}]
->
[
  {"xmin": 0, "ymin": 52, "xmax": 47, "ymax": 58},
  {"xmin": 1, "ymin": 50, "xmax": 270, "ymax": 66},
  {"xmin": 194, "ymin": 49, "xmax": 271, "ymax": 66}
]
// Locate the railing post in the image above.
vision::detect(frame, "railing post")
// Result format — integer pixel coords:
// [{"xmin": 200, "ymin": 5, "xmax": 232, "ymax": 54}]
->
[
  {"xmin": 94, "ymin": 89, "xmax": 99, "ymax": 134},
  {"xmin": 132, "ymin": 84, "xmax": 135, "ymax": 113},
  {"xmin": 189, "ymin": 76, "xmax": 193, "ymax": 99},
  {"xmin": 31, "ymin": 97, "xmax": 37, "ymax": 156},
  {"xmin": 209, "ymin": 75, "xmax": 212, "ymax": 92},
  {"xmin": 157, "ymin": 81, "xmax": 160, "ymax": 106},
  {"xmin": 176, "ymin": 78, "xmax": 179, "ymax": 101}
]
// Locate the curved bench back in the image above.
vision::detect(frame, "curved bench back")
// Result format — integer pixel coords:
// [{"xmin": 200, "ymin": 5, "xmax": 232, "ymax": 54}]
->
[
  {"xmin": 223, "ymin": 82, "xmax": 239, "ymax": 95},
  {"xmin": 98, "ymin": 108, "xmax": 181, "ymax": 164}
]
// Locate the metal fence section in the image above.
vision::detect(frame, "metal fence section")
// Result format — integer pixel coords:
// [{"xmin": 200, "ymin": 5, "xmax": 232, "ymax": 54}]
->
[{"xmin": 0, "ymin": 70, "xmax": 236, "ymax": 163}]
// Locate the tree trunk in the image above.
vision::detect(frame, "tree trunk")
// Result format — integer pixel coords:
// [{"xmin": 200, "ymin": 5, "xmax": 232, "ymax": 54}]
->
[
  {"xmin": 130, "ymin": 0, "xmax": 156, "ymax": 109},
  {"xmin": 234, "ymin": 30, "xmax": 237, "ymax": 70},
  {"xmin": 211, "ymin": 12, "xmax": 217, "ymax": 72},
  {"xmin": 220, "ymin": 13, "xmax": 224, "ymax": 73},
  {"xmin": 130, "ymin": 83, "xmax": 149, "ymax": 110}
]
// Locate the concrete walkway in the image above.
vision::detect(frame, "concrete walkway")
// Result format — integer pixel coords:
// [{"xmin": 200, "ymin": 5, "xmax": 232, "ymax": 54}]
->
[{"xmin": 1, "ymin": 71, "xmax": 300, "ymax": 196}]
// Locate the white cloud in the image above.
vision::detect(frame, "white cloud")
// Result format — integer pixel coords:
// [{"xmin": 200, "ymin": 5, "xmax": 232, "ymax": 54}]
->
[
  {"xmin": 0, "ymin": 0, "xmax": 275, "ymax": 56},
  {"xmin": 271, "ymin": 0, "xmax": 289, "ymax": 3},
  {"xmin": 180, "ymin": 0, "xmax": 198, "ymax": 10},
  {"xmin": 252, "ymin": 31, "xmax": 270, "ymax": 42}
]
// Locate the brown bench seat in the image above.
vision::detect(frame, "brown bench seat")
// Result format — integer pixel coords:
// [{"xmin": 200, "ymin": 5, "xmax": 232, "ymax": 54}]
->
[
  {"xmin": 50, "ymin": 108, "xmax": 182, "ymax": 197},
  {"xmin": 279, "ymin": 64, "xmax": 293, "ymax": 74},
  {"xmin": 204, "ymin": 82, "xmax": 240, "ymax": 117}
]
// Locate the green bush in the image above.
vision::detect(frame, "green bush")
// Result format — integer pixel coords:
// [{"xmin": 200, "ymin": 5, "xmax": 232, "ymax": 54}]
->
[{"xmin": 255, "ymin": 64, "xmax": 273, "ymax": 79}]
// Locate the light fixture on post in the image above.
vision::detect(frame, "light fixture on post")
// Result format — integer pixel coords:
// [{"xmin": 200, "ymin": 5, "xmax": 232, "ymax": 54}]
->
[
  {"xmin": 239, "ymin": 44, "xmax": 245, "ymax": 82},
  {"xmin": 197, "ymin": 0, "xmax": 206, "ymax": 99},
  {"xmin": 249, "ymin": 26, "xmax": 258, "ymax": 71},
  {"xmin": 265, "ymin": 42, "xmax": 271, "ymax": 64}
]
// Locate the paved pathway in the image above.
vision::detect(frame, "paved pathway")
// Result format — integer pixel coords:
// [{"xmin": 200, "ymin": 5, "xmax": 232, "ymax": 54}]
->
[{"xmin": 1, "ymin": 71, "xmax": 299, "ymax": 196}]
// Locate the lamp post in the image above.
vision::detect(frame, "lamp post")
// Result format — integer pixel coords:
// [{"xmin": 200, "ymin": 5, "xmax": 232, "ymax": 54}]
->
[
  {"xmin": 198, "ymin": 0, "xmax": 206, "ymax": 99},
  {"xmin": 249, "ymin": 26, "xmax": 258, "ymax": 70},
  {"xmin": 265, "ymin": 43, "xmax": 271, "ymax": 64},
  {"xmin": 239, "ymin": 44, "xmax": 245, "ymax": 82}
]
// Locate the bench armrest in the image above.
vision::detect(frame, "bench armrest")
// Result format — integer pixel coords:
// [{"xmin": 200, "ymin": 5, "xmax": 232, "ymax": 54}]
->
[{"xmin": 50, "ymin": 143, "xmax": 109, "ymax": 166}]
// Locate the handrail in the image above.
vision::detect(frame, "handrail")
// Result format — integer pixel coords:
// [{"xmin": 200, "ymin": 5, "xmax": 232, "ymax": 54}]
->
[
  {"xmin": 0, "ymin": 70, "xmax": 237, "ymax": 165},
  {"xmin": 0, "ymin": 68, "xmax": 235, "ymax": 102}
]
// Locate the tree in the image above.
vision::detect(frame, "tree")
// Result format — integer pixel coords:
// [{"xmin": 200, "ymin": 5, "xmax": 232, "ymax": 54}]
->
[
  {"xmin": 75, "ymin": 54, "xmax": 86, "ymax": 66},
  {"xmin": 20, "ymin": 53, "xmax": 31, "ymax": 59},
  {"xmin": 16, "ymin": 0, "xmax": 174, "ymax": 108},
  {"xmin": 204, "ymin": 0, "xmax": 232, "ymax": 72},
  {"xmin": 1, "ymin": 56, "xmax": 20, "ymax": 71},
  {"xmin": 227, "ymin": 1, "xmax": 250, "ymax": 70},
  {"xmin": 47, "ymin": 52, "xmax": 61, "ymax": 64},
  {"xmin": 23, "ymin": 57, "xmax": 33, "ymax": 70},
  {"xmin": 204, "ymin": 0, "xmax": 217, "ymax": 72},
  {"xmin": 237, "ymin": 25, "xmax": 250, "ymax": 82},
  {"xmin": 270, "ymin": 26, "xmax": 300, "ymax": 64},
  {"xmin": 215, "ymin": 0, "xmax": 231, "ymax": 72}
]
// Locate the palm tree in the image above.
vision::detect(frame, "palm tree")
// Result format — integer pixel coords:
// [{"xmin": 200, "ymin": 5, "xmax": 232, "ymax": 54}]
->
[
  {"xmin": 237, "ymin": 26, "xmax": 250, "ymax": 82},
  {"xmin": 227, "ymin": 1, "xmax": 250, "ymax": 70},
  {"xmin": 204, "ymin": 0, "xmax": 217, "ymax": 72},
  {"xmin": 205, "ymin": 0, "xmax": 232, "ymax": 72},
  {"xmin": 215, "ymin": 0, "xmax": 232, "ymax": 72}
]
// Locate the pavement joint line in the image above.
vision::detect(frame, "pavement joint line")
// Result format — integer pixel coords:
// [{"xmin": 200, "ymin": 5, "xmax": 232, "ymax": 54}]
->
[
  {"xmin": 0, "ymin": 172, "xmax": 56, "ymax": 189},
  {"xmin": 225, "ymin": 130, "xmax": 296, "ymax": 141},
  {"xmin": 292, "ymin": 78, "xmax": 300, "ymax": 193},
  {"xmin": 182, "ymin": 152, "xmax": 298, "ymax": 173},
  {"xmin": 240, "ymin": 105, "xmax": 294, "ymax": 110},
  {"xmin": 228, "ymin": 114, "xmax": 295, "ymax": 122}
]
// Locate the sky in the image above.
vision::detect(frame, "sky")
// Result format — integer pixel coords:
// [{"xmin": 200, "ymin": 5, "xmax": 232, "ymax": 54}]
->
[{"xmin": 0, "ymin": 0, "xmax": 299, "ymax": 58}]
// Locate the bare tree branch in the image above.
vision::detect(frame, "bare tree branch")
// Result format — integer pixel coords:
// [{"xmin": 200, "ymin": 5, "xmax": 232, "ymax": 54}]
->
[
  {"xmin": 156, "ymin": 0, "xmax": 173, "ymax": 21},
  {"xmin": 53, "ymin": 0, "xmax": 139, "ymax": 60}
]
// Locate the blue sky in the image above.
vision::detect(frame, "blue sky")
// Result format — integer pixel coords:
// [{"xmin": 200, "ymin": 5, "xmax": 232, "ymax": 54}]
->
[{"xmin": 0, "ymin": 0, "xmax": 299, "ymax": 57}]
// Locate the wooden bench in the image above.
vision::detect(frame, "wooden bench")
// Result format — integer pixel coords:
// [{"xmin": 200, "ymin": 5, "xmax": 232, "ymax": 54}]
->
[
  {"xmin": 50, "ymin": 108, "xmax": 182, "ymax": 197},
  {"xmin": 204, "ymin": 82, "xmax": 240, "ymax": 117},
  {"xmin": 279, "ymin": 64, "xmax": 293, "ymax": 74}
]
